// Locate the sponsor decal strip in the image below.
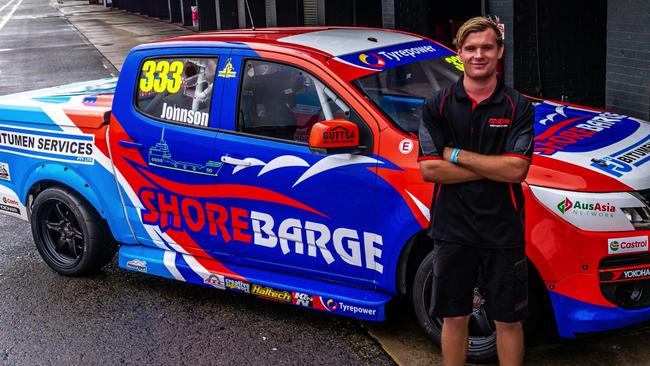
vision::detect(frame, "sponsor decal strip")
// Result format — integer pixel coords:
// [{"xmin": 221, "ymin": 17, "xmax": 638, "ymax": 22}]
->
[
  {"xmin": 600, "ymin": 263, "xmax": 650, "ymax": 283},
  {"xmin": 0, "ymin": 124, "xmax": 94, "ymax": 164},
  {"xmin": 608, "ymin": 235, "xmax": 649, "ymax": 255},
  {"xmin": 337, "ymin": 40, "xmax": 454, "ymax": 71},
  {"xmin": 591, "ymin": 134, "xmax": 650, "ymax": 177}
]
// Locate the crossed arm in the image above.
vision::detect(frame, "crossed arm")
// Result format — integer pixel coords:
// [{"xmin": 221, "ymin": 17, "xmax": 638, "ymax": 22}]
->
[{"xmin": 419, "ymin": 148, "xmax": 531, "ymax": 184}]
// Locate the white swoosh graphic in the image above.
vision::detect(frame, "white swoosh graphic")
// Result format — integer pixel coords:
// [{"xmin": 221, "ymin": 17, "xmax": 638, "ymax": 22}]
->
[
  {"xmin": 258, "ymin": 155, "xmax": 310, "ymax": 176},
  {"xmin": 232, "ymin": 157, "xmax": 266, "ymax": 174},
  {"xmin": 405, "ymin": 190, "xmax": 430, "ymax": 222},
  {"xmin": 293, "ymin": 154, "xmax": 381, "ymax": 187}
]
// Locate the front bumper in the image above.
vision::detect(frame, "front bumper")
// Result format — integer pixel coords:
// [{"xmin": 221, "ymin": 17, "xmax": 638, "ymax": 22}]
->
[
  {"xmin": 550, "ymin": 290, "xmax": 650, "ymax": 338},
  {"xmin": 524, "ymin": 185, "xmax": 650, "ymax": 338}
]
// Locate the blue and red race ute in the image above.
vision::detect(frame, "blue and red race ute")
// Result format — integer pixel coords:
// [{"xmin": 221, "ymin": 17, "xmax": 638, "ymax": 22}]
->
[{"xmin": 0, "ymin": 27, "xmax": 648, "ymax": 362}]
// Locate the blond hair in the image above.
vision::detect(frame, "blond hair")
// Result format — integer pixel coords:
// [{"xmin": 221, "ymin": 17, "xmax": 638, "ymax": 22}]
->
[{"xmin": 454, "ymin": 16, "xmax": 503, "ymax": 50}]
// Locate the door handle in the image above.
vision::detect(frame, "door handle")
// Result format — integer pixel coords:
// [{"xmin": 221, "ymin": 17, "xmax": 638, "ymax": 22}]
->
[
  {"xmin": 119, "ymin": 140, "xmax": 143, "ymax": 149},
  {"xmin": 221, "ymin": 156, "xmax": 251, "ymax": 166}
]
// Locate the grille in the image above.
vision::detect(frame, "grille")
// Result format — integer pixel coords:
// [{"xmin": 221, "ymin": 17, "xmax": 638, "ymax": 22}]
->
[
  {"xmin": 600, "ymin": 253, "xmax": 650, "ymax": 269},
  {"xmin": 635, "ymin": 188, "xmax": 650, "ymax": 206}
]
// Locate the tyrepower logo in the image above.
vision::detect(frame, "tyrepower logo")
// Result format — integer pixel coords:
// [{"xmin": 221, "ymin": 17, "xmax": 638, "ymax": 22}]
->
[
  {"xmin": 608, "ymin": 236, "xmax": 649, "ymax": 255},
  {"xmin": 338, "ymin": 302, "xmax": 377, "ymax": 316},
  {"xmin": 557, "ymin": 197, "xmax": 615, "ymax": 217},
  {"xmin": 358, "ymin": 53, "xmax": 385, "ymax": 68}
]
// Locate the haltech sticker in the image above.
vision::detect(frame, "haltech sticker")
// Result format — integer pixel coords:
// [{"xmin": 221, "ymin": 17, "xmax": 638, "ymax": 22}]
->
[
  {"xmin": 608, "ymin": 235, "xmax": 649, "ymax": 255},
  {"xmin": 251, "ymin": 284, "xmax": 291, "ymax": 302}
]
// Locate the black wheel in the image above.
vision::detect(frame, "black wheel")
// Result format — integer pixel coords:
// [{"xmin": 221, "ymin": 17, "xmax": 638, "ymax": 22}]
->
[
  {"xmin": 412, "ymin": 250, "xmax": 538, "ymax": 363},
  {"xmin": 30, "ymin": 186, "xmax": 117, "ymax": 276}
]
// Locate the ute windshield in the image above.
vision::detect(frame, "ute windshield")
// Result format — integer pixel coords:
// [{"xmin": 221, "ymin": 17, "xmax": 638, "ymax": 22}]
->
[{"xmin": 352, "ymin": 56, "xmax": 463, "ymax": 133}]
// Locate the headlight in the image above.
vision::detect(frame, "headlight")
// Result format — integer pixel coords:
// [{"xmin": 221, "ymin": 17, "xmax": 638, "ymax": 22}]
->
[
  {"xmin": 621, "ymin": 191, "xmax": 650, "ymax": 230},
  {"xmin": 530, "ymin": 186, "xmax": 649, "ymax": 232}
]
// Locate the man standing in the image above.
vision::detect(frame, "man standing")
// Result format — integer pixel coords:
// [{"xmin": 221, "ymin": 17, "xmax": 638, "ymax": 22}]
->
[{"xmin": 418, "ymin": 16, "xmax": 534, "ymax": 366}]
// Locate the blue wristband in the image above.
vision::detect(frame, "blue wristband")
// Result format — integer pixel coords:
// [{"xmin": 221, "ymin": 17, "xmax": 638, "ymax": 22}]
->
[{"xmin": 450, "ymin": 148, "xmax": 460, "ymax": 164}]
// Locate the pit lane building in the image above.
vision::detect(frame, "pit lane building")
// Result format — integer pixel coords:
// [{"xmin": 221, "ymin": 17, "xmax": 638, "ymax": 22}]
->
[{"xmin": 104, "ymin": 0, "xmax": 649, "ymax": 121}]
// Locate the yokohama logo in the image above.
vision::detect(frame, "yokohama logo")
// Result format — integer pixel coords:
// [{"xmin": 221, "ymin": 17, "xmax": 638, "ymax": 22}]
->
[{"xmin": 623, "ymin": 268, "xmax": 650, "ymax": 279}]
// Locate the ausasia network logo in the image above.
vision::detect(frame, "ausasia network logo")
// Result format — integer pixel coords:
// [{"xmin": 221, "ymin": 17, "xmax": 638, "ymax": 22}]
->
[
  {"xmin": 557, "ymin": 197, "xmax": 616, "ymax": 216},
  {"xmin": 557, "ymin": 197, "xmax": 573, "ymax": 214}
]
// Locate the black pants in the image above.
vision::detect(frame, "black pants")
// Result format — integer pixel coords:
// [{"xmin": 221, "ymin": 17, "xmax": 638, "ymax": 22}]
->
[{"xmin": 429, "ymin": 241, "xmax": 528, "ymax": 323}]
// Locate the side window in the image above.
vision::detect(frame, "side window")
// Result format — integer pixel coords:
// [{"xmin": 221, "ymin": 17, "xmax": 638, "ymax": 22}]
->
[
  {"xmin": 135, "ymin": 57, "xmax": 218, "ymax": 128},
  {"xmin": 238, "ymin": 59, "xmax": 361, "ymax": 143}
]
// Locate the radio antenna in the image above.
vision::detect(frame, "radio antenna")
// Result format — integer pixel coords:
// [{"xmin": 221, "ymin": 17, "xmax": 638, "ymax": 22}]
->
[{"xmin": 244, "ymin": 0, "xmax": 255, "ymax": 30}]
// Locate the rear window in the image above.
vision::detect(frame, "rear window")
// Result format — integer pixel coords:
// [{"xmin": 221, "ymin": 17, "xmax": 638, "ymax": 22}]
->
[{"xmin": 135, "ymin": 57, "xmax": 219, "ymax": 128}]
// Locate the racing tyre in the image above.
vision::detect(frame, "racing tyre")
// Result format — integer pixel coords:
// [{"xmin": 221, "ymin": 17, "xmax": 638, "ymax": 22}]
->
[
  {"xmin": 30, "ymin": 187, "xmax": 117, "ymax": 276},
  {"xmin": 412, "ymin": 250, "xmax": 497, "ymax": 363}
]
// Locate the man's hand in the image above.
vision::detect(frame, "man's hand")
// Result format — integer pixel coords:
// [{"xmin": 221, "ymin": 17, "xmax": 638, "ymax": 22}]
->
[
  {"xmin": 442, "ymin": 147, "xmax": 453, "ymax": 161},
  {"xmin": 443, "ymin": 147, "xmax": 531, "ymax": 183}
]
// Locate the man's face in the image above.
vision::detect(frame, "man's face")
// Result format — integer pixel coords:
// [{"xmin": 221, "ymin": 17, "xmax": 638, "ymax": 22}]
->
[{"xmin": 458, "ymin": 28, "xmax": 503, "ymax": 81}]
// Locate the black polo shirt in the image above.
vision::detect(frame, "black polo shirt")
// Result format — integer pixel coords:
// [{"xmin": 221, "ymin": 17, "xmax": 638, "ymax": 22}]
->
[{"xmin": 418, "ymin": 77, "xmax": 534, "ymax": 248}]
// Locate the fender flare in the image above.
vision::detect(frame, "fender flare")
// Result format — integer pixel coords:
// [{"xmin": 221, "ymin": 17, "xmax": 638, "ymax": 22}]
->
[{"xmin": 22, "ymin": 163, "xmax": 109, "ymax": 220}]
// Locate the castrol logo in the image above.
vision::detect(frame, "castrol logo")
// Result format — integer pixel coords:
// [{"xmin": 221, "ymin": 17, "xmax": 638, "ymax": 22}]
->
[{"xmin": 608, "ymin": 236, "xmax": 649, "ymax": 255}]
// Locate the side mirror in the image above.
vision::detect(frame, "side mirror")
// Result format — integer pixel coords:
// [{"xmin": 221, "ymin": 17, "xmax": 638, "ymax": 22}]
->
[{"xmin": 308, "ymin": 120, "xmax": 361, "ymax": 154}]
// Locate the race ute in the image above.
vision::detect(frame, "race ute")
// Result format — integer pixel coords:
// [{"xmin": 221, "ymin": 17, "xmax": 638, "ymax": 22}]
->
[{"xmin": 0, "ymin": 27, "xmax": 648, "ymax": 362}]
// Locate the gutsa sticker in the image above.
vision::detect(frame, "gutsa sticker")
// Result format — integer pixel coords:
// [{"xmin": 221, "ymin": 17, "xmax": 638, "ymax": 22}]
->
[
  {"xmin": 0, "ymin": 124, "xmax": 94, "ymax": 164},
  {"xmin": 337, "ymin": 40, "xmax": 454, "ymax": 71},
  {"xmin": 533, "ymin": 102, "xmax": 640, "ymax": 156},
  {"xmin": 590, "ymin": 134, "xmax": 650, "ymax": 178},
  {"xmin": 608, "ymin": 235, "xmax": 649, "ymax": 255}
]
